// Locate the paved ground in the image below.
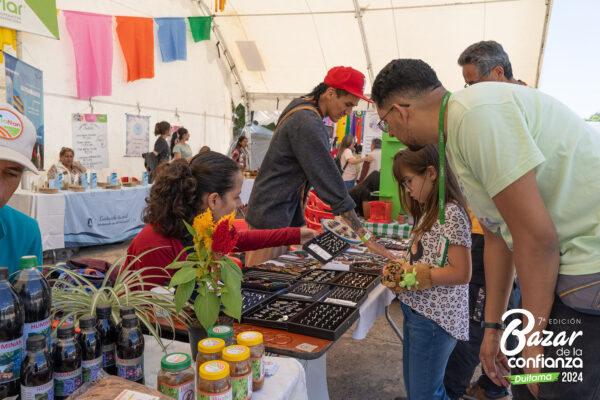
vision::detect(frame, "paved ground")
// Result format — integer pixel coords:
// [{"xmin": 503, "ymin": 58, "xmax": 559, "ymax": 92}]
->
[{"xmin": 45, "ymin": 242, "xmax": 492, "ymax": 400}]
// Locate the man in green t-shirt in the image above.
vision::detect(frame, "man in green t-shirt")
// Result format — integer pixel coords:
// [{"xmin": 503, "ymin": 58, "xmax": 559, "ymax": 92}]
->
[{"xmin": 371, "ymin": 59, "xmax": 600, "ymax": 399}]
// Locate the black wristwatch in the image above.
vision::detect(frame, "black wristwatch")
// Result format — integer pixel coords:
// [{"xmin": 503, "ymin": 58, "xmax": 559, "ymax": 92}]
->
[{"xmin": 481, "ymin": 321, "xmax": 505, "ymax": 330}]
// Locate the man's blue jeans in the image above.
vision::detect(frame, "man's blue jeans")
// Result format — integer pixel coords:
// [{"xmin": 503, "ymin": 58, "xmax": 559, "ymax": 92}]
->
[{"xmin": 401, "ymin": 302, "xmax": 457, "ymax": 400}]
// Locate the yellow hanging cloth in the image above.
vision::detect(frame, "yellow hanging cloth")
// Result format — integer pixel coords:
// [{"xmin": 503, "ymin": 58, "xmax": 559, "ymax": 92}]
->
[{"xmin": 0, "ymin": 27, "xmax": 17, "ymax": 63}]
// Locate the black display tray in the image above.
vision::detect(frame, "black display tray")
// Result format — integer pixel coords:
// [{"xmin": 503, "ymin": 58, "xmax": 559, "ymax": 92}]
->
[
  {"xmin": 323, "ymin": 284, "xmax": 368, "ymax": 308},
  {"xmin": 331, "ymin": 271, "xmax": 381, "ymax": 294},
  {"xmin": 288, "ymin": 301, "xmax": 360, "ymax": 341},
  {"xmin": 350, "ymin": 261, "xmax": 384, "ymax": 275},
  {"xmin": 302, "ymin": 231, "xmax": 350, "ymax": 264},
  {"xmin": 242, "ymin": 268, "xmax": 302, "ymax": 292},
  {"xmin": 241, "ymin": 295, "xmax": 314, "ymax": 330},
  {"xmin": 300, "ymin": 269, "xmax": 344, "ymax": 284},
  {"xmin": 242, "ymin": 289, "xmax": 275, "ymax": 314},
  {"xmin": 282, "ymin": 281, "xmax": 331, "ymax": 301}
]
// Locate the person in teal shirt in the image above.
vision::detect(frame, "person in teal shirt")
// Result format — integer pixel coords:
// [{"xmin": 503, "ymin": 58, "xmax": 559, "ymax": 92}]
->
[
  {"xmin": 371, "ymin": 59, "xmax": 600, "ymax": 400},
  {"xmin": 0, "ymin": 103, "xmax": 43, "ymax": 274}
]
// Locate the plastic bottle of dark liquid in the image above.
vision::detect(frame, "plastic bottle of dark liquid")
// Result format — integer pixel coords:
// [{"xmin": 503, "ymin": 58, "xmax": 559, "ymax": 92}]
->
[
  {"xmin": 52, "ymin": 324, "xmax": 82, "ymax": 399},
  {"xmin": 10, "ymin": 256, "xmax": 52, "ymax": 349},
  {"xmin": 20, "ymin": 334, "xmax": 53, "ymax": 400},
  {"xmin": 78, "ymin": 315, "xmax": 102, "ymax": 383},
  {"xmin": 95, "ymin": 303, "xmax": 117, "ymax": 375},
  {"xmin": 0, "ymin": 267, "xmax": 24, "ymax": 398},
  {"xmin": 116, "ymin": 314, "xmax": 144, "ymax": 384},
  {"xmin": 116, "ymin": 306, "xmax": 136, "ymax": 331}
]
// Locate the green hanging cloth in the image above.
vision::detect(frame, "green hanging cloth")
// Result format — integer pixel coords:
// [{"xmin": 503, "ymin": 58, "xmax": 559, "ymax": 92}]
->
[{"xmin": 188, "ymin": 16, "xmax": 212, "ymax": 42}]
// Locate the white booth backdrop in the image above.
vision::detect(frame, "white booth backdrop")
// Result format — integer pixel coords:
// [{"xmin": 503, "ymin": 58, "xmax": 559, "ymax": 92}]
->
[{"xmin": 1, "ymin": 0, "xmax": 234, "ymax": 180}]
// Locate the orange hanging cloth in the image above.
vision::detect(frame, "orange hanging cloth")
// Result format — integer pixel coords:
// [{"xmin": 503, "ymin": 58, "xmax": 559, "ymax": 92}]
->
[{"xmin": 115, "ymin": 16, "xmax": 154, "ymax": 82}]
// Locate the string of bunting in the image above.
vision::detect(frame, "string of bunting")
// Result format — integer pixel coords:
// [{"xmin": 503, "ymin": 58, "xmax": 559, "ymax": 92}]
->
[{"xmin": 60, "ymin": 10, "xmax": 214, "ymax": 99}]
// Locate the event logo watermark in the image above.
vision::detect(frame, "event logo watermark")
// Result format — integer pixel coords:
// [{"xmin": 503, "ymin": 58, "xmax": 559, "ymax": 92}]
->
[
  {"xmin": 0, "ymin": 107, "xmax": 24, "ymax": 140},
  {"xmin": 500, "ymin": 309, "xmax": 584, "ymax": 384}
]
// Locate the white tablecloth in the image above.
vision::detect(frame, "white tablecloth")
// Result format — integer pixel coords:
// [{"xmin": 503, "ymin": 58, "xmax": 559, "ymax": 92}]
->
[
  {"xmin": 352, "ymin": 283, "xmax": 396, "ymax": 340},
  {"xmin": 144, "ymin": 335, "xmax": 308, "ymax": 400},
  {"xmin": 240, "ymin": 179, "xmax": 255, "ymax": 205},
  {"xmin": 8, "ymin": 186, "xmax": 151, "ymax": 251}
]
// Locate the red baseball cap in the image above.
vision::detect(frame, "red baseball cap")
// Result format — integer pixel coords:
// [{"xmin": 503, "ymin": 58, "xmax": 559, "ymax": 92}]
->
[{"xmin": 324, "ymin": 66, "xmax": 373, "ymax": 103}]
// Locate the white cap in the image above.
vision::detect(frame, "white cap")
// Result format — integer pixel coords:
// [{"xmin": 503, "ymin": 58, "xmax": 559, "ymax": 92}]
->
[{"xmin": 0, "ymin": 103, "xmax": 38, "ymax": 174}]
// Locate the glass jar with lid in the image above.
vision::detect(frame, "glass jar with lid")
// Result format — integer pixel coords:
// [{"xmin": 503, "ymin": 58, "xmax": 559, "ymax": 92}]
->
[
  {"xmin": 157, "ymin": 353, "xmax": 195, "ymax": 399},
  {"xmin": 222, "ymin": 345, "xmax": 252, "ymax": 400},
  {"xmin": 236, "ymin": 331, "xmax": 265, "ymax": 390},
  {"xmin": 197, "ymin": 338, "xmax": 226, "ymax": 387},
  {"xmin": 208, "ymin": 325, "xmax": 235, "ymax": 346},
  {"xmin": 198, "ymin": 360, "xmax": 232, "ymax": 400}
]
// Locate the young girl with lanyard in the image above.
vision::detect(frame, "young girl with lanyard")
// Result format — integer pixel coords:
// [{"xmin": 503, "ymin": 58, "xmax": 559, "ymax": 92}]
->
[{"xmin": 385, "ymin": 144, "xmax": 472, "ymax": 400}]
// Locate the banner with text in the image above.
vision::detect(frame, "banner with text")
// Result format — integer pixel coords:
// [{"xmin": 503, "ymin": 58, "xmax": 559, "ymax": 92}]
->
[
  {"xmin": 72, "ymin": 113, "xmax": 109, "ymax": 169},
  {"xmin": 125, "ymin": 113, "xmax": 149, "ymax": 156},
  {"xmin": 4, "ymin": 53, "xmax": 44, "ymax": 169},
  {"xmin": 0, "ymin": 0, "xmax": 59, "ymax": 39}
]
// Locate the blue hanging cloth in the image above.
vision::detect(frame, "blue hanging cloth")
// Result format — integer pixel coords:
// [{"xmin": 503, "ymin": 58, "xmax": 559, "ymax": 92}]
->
[{"xmin": 155, "ymin": 18, "xmax": 187, "ymax": 62}]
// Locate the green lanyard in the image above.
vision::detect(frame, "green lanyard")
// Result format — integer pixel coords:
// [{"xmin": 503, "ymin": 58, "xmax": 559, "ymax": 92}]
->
[{"xmin": 438, "ymin": 92, "xmax": 451, "ymax": 225}]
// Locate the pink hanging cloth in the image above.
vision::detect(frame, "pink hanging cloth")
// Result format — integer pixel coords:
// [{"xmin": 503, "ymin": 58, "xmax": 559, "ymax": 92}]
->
[{"xmin": 63, "ymin": 11, "xmax": 113, "ymax": 99}]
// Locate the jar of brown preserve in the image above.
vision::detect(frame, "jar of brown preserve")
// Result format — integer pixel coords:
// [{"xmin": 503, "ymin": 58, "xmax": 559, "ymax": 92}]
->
[
  {"xmin": 236, "ymin": 331, "xmax": 265, "ymax": 391},
  {"xmin": 222, "ymin": 345, "xmax": 253, "ymax": 400},
  {"xmin": 157, "ymin": 353, "xmax": 195, "ymax": 399},
  {"xmin": 198, "ymin": 360, "xmax": 232, "ymax": 400}
]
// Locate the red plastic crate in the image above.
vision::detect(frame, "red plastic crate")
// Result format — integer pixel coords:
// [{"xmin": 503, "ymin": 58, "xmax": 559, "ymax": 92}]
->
[{"xmin": 368, "ymin": 201, "xmax": 393, "ymax": 223}]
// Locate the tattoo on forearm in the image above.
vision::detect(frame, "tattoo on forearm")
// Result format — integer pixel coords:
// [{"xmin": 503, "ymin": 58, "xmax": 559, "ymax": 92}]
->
[{"xmin": 341, "ymin": 210, "xmax": 366, "ymax": 236}]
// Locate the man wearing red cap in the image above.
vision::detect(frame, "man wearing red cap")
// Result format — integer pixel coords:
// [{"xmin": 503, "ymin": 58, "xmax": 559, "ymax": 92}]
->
[
  {"xmin": 0, "ymin": 103, "xmax": 43, "ymax": 274},
  {"xmin": 245, "ymin": 66, "xmax": 389, "ymax": 265}
]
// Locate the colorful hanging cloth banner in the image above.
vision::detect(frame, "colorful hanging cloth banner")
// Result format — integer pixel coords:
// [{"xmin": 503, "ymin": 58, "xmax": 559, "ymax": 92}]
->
[
  {"xmin": 116, "ymin": 16, "xmax": 155, "ymax": 82},
  {"xmin": 154, "ymin": 18, "xmax": 187, "ymax": 62},
  {"xmin": 0, "ymin": 27, "xmax": 16, "ymax": 63},
  {"xmin": 63, "ymin": 11, "xmax": 113, "ymax": 99},
  {"xmin": 188, "ymin": 16, "xmax": 212, "ymax": 42},
  {"xmin": 349, "ymin": 113, "xmax": 357, "ymax": 137},
  {"xmin": 355, "ymin": 111, "xmax": 365, "ymax": 145}
]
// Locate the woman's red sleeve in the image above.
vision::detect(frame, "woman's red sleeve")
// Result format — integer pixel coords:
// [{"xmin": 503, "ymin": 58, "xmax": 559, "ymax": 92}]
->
[{"xmin": 234, "ymin": 227, "xmax": 301, "ymax": 252}]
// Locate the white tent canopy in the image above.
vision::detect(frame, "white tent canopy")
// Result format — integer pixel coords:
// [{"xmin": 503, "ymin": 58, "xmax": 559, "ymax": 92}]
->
[{"xmin": 203, "ymin": 0, "xmax": 552, "ymax": 111}]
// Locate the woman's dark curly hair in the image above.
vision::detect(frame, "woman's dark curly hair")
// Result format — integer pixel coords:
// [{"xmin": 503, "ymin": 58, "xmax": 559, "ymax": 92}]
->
[{"xmin": 143, "ymin": 151, "xmax": 240, "ymax": 239}]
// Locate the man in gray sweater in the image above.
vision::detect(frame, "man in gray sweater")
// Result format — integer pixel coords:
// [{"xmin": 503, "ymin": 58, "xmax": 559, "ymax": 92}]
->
[{"xmin": 246, "ymin": 66, "xmax": 390, "ymax": 265}]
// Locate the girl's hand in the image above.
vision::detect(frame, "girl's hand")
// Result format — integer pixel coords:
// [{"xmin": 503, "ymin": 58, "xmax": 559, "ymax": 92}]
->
[{"xmin": 299, "ymin": 228, "xmax": 318, "ymax": 244}]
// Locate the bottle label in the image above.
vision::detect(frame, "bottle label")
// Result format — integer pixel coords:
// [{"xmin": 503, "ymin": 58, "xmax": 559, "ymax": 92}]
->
[
  {"xmin": 23, "ymin": 317, "xmax": 51, "ymax": 349},
  {"xmin": 82, "ymin": 356, "xmax": 103, "ymax": 382},
  {"xmin": 21, "ymin": 380, "xmax": 54, "ymax": 400},
  {"xmin": 250, "ymin": 356, "xmax": 265, "ymax": 383},
  {"xmin": 231, "ymin": 372, "xmax": 252, "ymax": 400},
  {"xmin": 0, "ymin": 336, "xmax": 23, "ymax": 383},
  {"xmin": 159, "ymin": 379, "xmax": 195, "ymax": 400},
  {"xmin": 116, "ymin": 355, "xmax": 144, "ymax": 382},
  {"xmin": 54, "ymin": 367, "xmax": 82, "ymax": 397},
  {"xmin": 102, "ymin": 343, "xmax": 116, "ymax": 367},
  {"xmin": 197, "ymin": 387, "xmax": 232, "ymax": 400}
]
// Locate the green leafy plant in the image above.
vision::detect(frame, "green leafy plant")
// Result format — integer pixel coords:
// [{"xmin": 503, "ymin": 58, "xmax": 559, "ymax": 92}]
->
[
  {"xmin": 166, "ymin": 209, "xmax": 242, "ymax": 331},
  {"xmin": 47, "ymin": 250, "xmax": 188, "ymax": 351}
]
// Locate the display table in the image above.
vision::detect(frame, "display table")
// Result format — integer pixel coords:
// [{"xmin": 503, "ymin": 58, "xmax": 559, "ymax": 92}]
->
[
  {"xmin": 144, "ymin": 335, "xmax": 309, "ymax": 400},
  {"xmin": 364, "ymin": 221, "xmax": 411, "ymax": 238},
  {"xmin": 8, "ymin": 186, "xmax": 151, "ymax": 250}
]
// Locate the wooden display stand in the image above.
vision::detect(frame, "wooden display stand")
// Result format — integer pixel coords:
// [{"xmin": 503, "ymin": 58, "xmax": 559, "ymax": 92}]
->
[
  {"xmin": 97, "ymin": 182, "xmax": 109, "ymax": 188},
  {"xmin": 38, "ymin": 188, "xmax": 59, "ymax": 194},
  {"xmin": 68, "ymin": 185, "xmax": 85, "ymax": 192},
  {"xmin": 122, "ymin": 181, "xmax": 140, "ymax": 187},
  {"xmin": 106, "ymin": 185, "xmax": 121, "ymax": 190}
]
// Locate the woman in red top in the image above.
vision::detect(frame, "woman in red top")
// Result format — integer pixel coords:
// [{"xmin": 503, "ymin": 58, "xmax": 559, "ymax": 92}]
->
[{"xmin": 127, "ymin": 151, "xmax": 317, "ymax": 285}]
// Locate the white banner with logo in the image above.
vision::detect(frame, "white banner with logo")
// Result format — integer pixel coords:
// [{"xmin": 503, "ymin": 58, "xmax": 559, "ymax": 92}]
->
[
  {"xmin": 361, "ymin": 111, "xmax": 383, "ymax": 157},
  {"xmin": 125, "ymin": 113, "xmax": 150, "ymax": 157},
  {"xmin": 71, "ymin": 113, "xmax": 109, "ymax": 169},
  {"xmin": 0, "ymin": 0, "xmax": 59, "ymax": 39}
]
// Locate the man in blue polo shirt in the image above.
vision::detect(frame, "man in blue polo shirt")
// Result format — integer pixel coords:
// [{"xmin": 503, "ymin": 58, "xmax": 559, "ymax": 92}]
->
[{"xmin": 0, "ymin": 103, "xmax": 42, "ymax": 274}]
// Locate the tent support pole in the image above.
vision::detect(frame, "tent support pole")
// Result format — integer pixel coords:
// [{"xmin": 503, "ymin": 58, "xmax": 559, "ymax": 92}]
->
[
  {"xmin": 535, "ymin": 0, "xmax": 554, "ymax": 88},
  {"xmin": 352, "ymin": 0, "xmax": 374, "ymax": 94}
]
